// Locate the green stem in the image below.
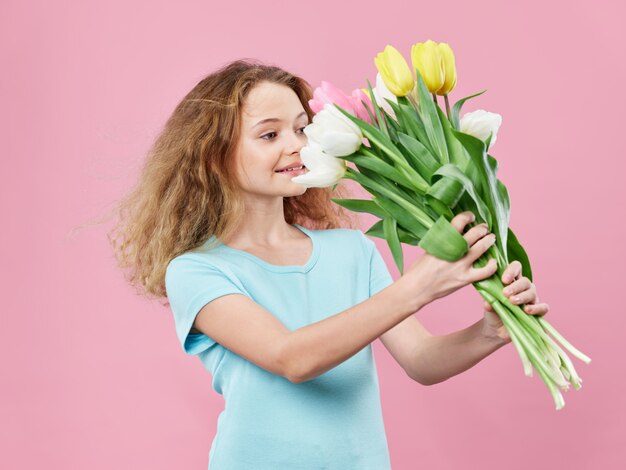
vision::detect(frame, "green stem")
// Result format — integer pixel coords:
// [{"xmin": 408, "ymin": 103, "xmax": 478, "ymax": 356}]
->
[
  {"xmin": 475, "ymin": 276, "xmax": 570, "ymax": 387},
  {"xmin": 534, "ymin": 358, "xmax": 566, "ymax": 411},
  {"xmin": 537, "ymin": 317, "xmax": 592, "ymax": 364},
  {"xmin": 479, "ymin": 292, "xmax": 532, "ymax": 376},
  {"xmin": 541, "ymin": 332, "xmax": 583, "ymax": 390}
]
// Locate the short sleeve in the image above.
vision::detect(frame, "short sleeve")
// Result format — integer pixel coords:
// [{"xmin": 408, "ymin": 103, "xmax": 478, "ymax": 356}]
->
[
  {"xmin": 165, "ymin": 255, "xmax": 246, "ymax": 355},
  {"xmin": 358, "ymin": 232, "xmax": 394, "ymax": 297}
]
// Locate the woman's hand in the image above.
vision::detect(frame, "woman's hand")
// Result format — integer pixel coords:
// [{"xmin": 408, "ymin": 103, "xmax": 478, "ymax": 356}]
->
[
  {"xmin": 481, "ymin": 260, "xmax": 550, "ymax": 344},
  {"xmin": 403, "ymin": 211, "xmax": 499, "ymax": 307}
]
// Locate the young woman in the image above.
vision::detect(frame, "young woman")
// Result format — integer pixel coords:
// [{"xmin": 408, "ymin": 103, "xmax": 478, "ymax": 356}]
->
[{"xmin": 110, "ymin": 59, "xmax": 549, "ymax": 469}]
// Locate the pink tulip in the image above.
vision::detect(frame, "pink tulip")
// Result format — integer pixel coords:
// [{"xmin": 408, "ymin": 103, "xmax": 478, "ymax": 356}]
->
[
  {"xmin": 349, "ymin": 88, "xmax": 374, "ymax": 124},
  {"xmin": 309, "ymin": 81, "xmax": 354, "ymax": 114},
  {"xmin": 308, "ymin": 81, "xmax": 374, "ymax": 124}
]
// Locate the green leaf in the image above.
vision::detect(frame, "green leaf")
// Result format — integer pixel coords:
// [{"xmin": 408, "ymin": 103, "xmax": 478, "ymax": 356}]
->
[
  {"xmin": 450, "ymin": 89, "xmax": 487, "ymax": 130},
  {"xmin": 333, "ymin": 104, "xmax": 408, "ymax": 167},
  {"xmin": 365, "ymin": 219, "xmax": 420, "ymax": 245},
  {"xmin": 418, "ymin": 214, "xmax": 469, "ymax": 261},
  {"xmin": 339, "ymin": 152, "xmax": 427, "ymax": 194},
  {"xmin": 506, "ymin": 227, "xmax": 532, "ymax": 282},
  {"xmin": 383, "ymin": 217, "xmax": 404, "ymax": 275},
  {"xmin": 358, "ymin": 96, "xmax": 378, "ymax": 125},
  {"xmin": 463, "ymin": 158, "xmax": 485, "ymax": 195},
  {"xmin": 387, "ymin": 98, "xmax": 435, "ymax": 154},
  {"xmin": 396, "ymin": 132, "xmax": 440, "ymax": 183},
  {"xmin": 431, "ymin": 163, "xmax": 493, "ymax": 227},
  {"xmin": 414, "ymin": 67, "xmax": 450, "ymax": 163},
  {"xmin": 425, "ymin": 176, "xmax": 462, "ymax": 218},
  {"xmin": 451, "ymin": 129, "xmax": 510, "ymax": 261},
  {"xmin": 372, "ymin": 196, "xmax": 429, "ymax": 239},
  {"xmin": 435, "ymin": 104, "xmax": 470, "ymax": 170},
  {"xmin": 365, "ymin": 78, "xmax": 389, "ymax": 138},
  {"xmin": 330, "ymin": 198, "xmax": 388, "ymax": 219},
  {"xmin": 381, "ymin": 102, "xmax": 401, "ymax": 141}
]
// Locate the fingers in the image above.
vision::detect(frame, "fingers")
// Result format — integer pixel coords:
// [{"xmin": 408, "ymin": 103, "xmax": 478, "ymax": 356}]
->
[
  {"xmin": 502, "ymin": 277, "xmax": 533, "ymax": 300},
  {"xmin": 466, "ymin": 231, "xmax": 497, "ymax": 264},
  {"xmin": 500, "ymin": 274, "xmax": 549, "ymax": 317},
  {"xmin": 523, "ymin": 302, "xmax": 550, "ymax": 316},
  {"xmin": 468, "ymin": 257, "xmax": 498, "ymax": 283},
  {"xmin": 451, "ymin": 211, "xmax": 477, "ymax": 234},
  {"xmin": 464, "ymin": 223, "xmax": 491, "ymax": 246},
  {"xmin": 452, "ymin": 211, "xmax": 494, "ymax": 249},
  {"xmin": 502, "ymin": 260, "xmax": 522, "ymax": 283}
]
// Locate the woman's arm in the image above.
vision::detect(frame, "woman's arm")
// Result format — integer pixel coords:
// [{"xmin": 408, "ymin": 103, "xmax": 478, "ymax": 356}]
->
[
  {"xmin": 280, "ymin": 276, "xmax": 427, "ymax": 383},
  {"xmin": 190, "ymin": 273, "xmax": 426, "ymax": 384},
  {"xmin": 406, "ymin": 318, "xmax": 508, "ymax": 386}
]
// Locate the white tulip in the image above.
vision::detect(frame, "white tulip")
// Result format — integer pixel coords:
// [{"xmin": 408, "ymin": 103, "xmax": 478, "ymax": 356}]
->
[
  {"xmin": 373, "ymin": 72, "xmax": 398, "ymax": 121},
  {"xmin": 459, "ymin": 109, "xmax": 502, "ymax": 151},
  {"xmin": 290, "ymin": 141, "xmax": 346, "ymax": 188},
  {"xmin": 303, "ymin": 103, "xmax": 363, "ymax": 157}
]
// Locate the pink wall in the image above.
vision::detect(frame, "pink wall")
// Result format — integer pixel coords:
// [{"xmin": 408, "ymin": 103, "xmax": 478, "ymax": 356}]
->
[{"xmin": 2, "ymin": 0, "xmax": 623, "ymax": 468}]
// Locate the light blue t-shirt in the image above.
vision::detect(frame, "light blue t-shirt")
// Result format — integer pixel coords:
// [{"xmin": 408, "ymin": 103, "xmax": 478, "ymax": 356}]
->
[{"xmin": 164, "ymin": 224, "xmax": 394, "ymax": 470}]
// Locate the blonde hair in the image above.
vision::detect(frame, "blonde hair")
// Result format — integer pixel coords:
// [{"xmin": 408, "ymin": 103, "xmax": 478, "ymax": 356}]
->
[{"xmin": 107, "ymin": 59, "xmax": 358, "ymax": 300}]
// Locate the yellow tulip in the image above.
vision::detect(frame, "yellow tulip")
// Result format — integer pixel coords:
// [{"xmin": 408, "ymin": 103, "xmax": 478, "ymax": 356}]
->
[
  {"xmin": 437, "ymin": 42, "xmax": 457, "ymax": 95},
  {"xmin": 374, "ymin": 45, "xmax": 415, "ymax": 97},
  {"xmin": 410, "ymin": 40, "xmax": 445, "ymax": 94}
]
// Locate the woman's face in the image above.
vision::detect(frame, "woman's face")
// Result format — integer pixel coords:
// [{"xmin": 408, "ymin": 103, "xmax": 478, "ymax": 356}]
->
[{"xmin": 233, "ymin": 81, "xmax": 310, "ymax": 199}]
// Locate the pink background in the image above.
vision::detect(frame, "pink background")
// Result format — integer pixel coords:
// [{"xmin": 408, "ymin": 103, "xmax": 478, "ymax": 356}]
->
[{"xmin": 2, "ymin": 0, "xmax": 624, "ymax": 468}]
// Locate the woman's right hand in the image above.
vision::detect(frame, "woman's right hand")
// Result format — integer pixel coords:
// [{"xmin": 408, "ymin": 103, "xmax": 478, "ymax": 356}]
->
[{"xmin": 403, "ymin": 211, "xmax": 498, "ymax": 307}]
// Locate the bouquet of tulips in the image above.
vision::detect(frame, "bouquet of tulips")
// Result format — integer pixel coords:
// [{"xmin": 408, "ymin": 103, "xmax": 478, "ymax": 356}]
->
[{"xmin": 292, "ymin": 40, "xmax": 591, "ymax": 410}]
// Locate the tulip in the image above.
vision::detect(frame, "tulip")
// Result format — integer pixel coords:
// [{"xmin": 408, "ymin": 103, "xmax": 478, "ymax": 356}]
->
[
  {"xmin": 460, "ymin": 109, "xmax": 502, "ymax": 150},
  {"xmin": 371, "ymin": 72, "xmax": 398, "ymax": 121},
  {"xmin": 303, "ymin": 103, "xmax": 363, "ymax": 157},
  {"xmin": 309, "ymin": 81, "xmax": 358, "ymax": 115},
  {"xmin": 309, "ymin": 81, "xmax": 374, "ymax": 125},
  {"xmin": 290, "ymin": 140, "xmax": 347, "ymax": 188},
  {"xmin": 410, "ymin": 40, "xmax": 445, "ymax": 94},
  {"xmin": 436, "ymin": 42, "xmax": 457, "ymax": 96},
  {"xmin": 349, "ymin": 87, "xmax": 375, "ymax": 124},
  {"xmin": 374, "ymin": 45, "xmax": 415, "ymax": 97}
]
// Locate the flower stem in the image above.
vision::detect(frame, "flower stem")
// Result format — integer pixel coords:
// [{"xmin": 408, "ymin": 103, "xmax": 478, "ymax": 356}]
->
[
  {"xmin": 475, "ymin": 275, "xmax": 571, "ymax": 387},
  {"xmin": 534, "ymin": 358, "xmax": 566, "ymax": 410},
  {"xmin": 537, "ymin": 317, "xmax": 592, "ymax": 364}
]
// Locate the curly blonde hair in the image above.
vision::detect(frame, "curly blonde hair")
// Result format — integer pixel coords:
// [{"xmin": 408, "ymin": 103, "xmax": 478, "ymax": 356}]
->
[{"xmin": 107, "ymin": 59, "xmax": 358, "ymax": 301}]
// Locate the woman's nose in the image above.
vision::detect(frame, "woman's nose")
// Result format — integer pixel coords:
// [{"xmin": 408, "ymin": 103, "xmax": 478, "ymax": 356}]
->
[{"xmin": 287, "ymin": 130, "xmax": 307, "ymax": 153}]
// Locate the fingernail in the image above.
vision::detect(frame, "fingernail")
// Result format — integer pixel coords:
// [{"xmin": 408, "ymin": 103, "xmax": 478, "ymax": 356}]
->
[
  {"xmin": 512, "ymin": 296, "xmax": 520, "ymax": 303},
  {"xmin": 503, "ymin": 287, "xmax": 511, "ymax": 295}
]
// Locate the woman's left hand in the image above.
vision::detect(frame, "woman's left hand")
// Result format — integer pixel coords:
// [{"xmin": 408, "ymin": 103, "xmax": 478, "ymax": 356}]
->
[{"xmin": 481, "ymin": 260, "xmax": 550, "ymax": 344}]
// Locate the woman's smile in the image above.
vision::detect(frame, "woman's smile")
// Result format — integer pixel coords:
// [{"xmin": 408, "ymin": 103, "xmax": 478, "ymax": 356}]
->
[{"xmin": 275, "ymin": 165, "xmax": 307, "ymax": 176}]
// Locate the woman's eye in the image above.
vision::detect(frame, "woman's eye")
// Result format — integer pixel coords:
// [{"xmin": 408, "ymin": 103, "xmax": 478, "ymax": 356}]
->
[{"xmin": 261, "ymin": 128, "xmax": 307, "ymax": 141}]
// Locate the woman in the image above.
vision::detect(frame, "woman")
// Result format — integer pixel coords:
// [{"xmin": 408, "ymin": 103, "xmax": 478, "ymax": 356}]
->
[{"xmin": 110, "ymin": 59, "xmax": 549, "ymax": 469}]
